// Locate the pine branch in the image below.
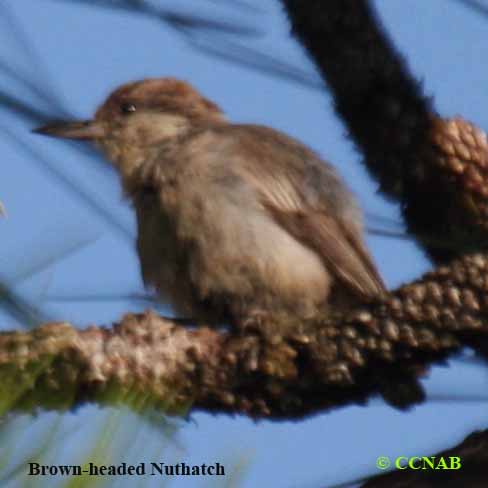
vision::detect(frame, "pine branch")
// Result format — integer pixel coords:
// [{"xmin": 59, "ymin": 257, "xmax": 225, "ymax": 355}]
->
[{"xmin": 3, "ymin": 250, "xmax": 488, "ymax": 418}]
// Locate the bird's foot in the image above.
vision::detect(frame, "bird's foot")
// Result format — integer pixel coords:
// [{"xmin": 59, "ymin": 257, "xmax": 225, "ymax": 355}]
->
[{"xmin": 236, "ymin": 309, "xmax": 270, "ymax": 333}]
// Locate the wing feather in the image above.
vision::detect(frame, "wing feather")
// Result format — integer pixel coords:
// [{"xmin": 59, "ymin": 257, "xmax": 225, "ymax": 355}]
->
[
  {"xmin": 265, "ymin": 204, "xmax": 385, "ymax": 300},
  {"xmin": 224, "ymin": 124, "xmax": 386, "ymax": 300}
]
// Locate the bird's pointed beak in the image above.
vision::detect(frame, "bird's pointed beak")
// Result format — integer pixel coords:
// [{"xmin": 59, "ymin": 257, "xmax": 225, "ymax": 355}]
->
[{"xmin": 33, "ymin": 120, "xmax": 106, "ymax": 140}]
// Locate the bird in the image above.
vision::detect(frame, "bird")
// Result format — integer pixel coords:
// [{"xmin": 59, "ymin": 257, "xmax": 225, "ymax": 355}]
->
[{"xmin": 34, "ymin": 78, "xmax": 385, "ymax": 327}]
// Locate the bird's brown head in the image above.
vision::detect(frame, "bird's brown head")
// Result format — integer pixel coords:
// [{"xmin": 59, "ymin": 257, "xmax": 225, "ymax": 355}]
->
[{"xmin": 34, "ymin": 78, "xmax": 225, "ymax": 177}]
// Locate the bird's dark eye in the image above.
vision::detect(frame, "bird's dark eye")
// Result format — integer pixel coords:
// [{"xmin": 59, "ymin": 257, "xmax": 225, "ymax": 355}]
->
[{"xmin": 120, "ymin": 103, "xmax": 137, "ymax": 115}]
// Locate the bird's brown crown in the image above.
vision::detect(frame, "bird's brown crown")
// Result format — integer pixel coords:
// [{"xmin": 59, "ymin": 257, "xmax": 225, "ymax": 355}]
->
[{"xmin": 95, "ymin": 78, "xmax": 224, "ymax": 123}]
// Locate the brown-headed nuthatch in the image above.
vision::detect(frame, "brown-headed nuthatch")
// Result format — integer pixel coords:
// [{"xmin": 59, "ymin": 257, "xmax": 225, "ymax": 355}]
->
[{"xmin": 35, "ymin": 78, "xmax": 385, "ymax": 326}]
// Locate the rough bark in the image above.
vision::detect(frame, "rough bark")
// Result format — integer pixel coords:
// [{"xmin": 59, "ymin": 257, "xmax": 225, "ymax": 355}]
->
[{"xmin": 2, "ymin": 250, "xmax": 488, "ymax": 419}]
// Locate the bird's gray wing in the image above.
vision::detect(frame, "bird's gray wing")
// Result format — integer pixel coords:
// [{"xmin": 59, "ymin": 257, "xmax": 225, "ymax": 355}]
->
[
  {"xmin": 234, "ymin": 149, "xmax": 385, "ymax": 300},
  {"xmin": 264, "ymin": 203, "xmax": 385, "ymax": 299}
]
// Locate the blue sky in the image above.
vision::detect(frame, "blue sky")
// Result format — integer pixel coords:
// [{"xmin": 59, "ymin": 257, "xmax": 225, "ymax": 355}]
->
[{"xmin": 1, "ymin": 1, "xmax": 488, "ymax": 487}]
